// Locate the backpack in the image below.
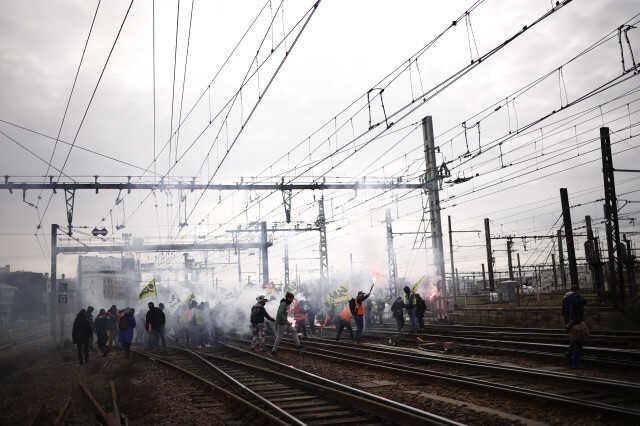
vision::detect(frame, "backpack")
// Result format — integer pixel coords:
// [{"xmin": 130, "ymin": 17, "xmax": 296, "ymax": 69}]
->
[
  {"xmin": 348, "ymin": 298, "xmax": 356, "ymax": 316},
  {"xmin": 118, "ymin": 315, "xmax": 129, "ymax": 330}
]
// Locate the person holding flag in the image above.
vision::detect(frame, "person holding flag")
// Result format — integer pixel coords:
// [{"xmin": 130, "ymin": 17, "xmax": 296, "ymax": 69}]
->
[{"xmin": 353, "ymin": 283, "xmax": 374, "ymax": 342}]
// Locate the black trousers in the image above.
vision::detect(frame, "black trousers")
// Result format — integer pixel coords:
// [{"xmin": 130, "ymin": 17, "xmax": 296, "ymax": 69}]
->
[
  {"xmin": 76, "ymin": 342, "xmax": 89, "ymax": 364},
  {"xmin": 336, "ymin": 319, "xmax": 354, "ymax": 341},
  {"xmin": 355, "ymin": 315, "xmax": 364, "ymax": 341},
  {"xmin": 97, "ymin": 332, "xmax": 108, "ymax": 354},
  {"xmin": 394, "ymin": 315, "xmax": 404, "ymax": 332}
]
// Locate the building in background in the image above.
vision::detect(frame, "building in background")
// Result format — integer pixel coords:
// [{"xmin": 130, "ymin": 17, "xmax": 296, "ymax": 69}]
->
[{"xmin": 77, "ymin": 256, "xmax": 141, "ymax": 308}]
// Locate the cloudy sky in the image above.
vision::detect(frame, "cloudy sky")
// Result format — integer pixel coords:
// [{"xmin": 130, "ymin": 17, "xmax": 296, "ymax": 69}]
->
[{"xmin": 1, "ymin": 0, "xmax": 639, "ymax": 289}]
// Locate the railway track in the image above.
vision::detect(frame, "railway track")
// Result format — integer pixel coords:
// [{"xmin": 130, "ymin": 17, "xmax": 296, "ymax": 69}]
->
[
  {"xmin": 137, "ymin": 346, "xmax": 461, "ymax": 426},
  {"xmin": 368, "ymin": 323, "xmax": 640, "ymax": 348},
  {"xmin": 360, "ymin": 327, "xmax": 640, "ymax": 367},
  {"xmin": 249, "ymin": 335, "xmax": 640, "ymax": 422}
]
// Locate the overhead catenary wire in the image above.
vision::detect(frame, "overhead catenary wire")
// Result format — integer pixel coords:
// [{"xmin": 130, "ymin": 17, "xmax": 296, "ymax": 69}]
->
[{"xmin": 36, "ymin": 0, "xmax": 136, "ymax": 231}]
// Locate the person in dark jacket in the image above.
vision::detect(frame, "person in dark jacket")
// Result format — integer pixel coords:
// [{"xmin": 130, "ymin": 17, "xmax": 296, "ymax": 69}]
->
[
  {"xmin": 145, "ymin": 302, "xmax": 166, "ymax": 349},
  {"xmin": 391, "ymin": 297, "xmax": 404, "ymax": 332},
  {"xmin": 157, "ymin": 303, "xmax": 167, "ymax": 350},
  {"xmin": 107, "ymin": 305, "xmax": 118, "ymax": 348},
  {"xmin": 415, "ymin": 294, "xmax": 427, "ymax": 331},
  {"xmin": 250, "ymin": 295, "xmax": 274, "ymax": 352},
  {"xmin": 562, "ymin": 286, "xmax": 588, "ymax": 368},
  {"xmin": 271, "ymin": 292, "xmax": 301, "ymax": 355},
  {"xmin": 307, "ymin": 305, "xmax": 317, "ymax": 336},
  {"xmin": 118, "ymin": 308, "xmax": 136, "ymax": 357},
  {"xmin": 86, "ymin": 306, "xmax": 96, "ymax": 353},
  {"xmin": 403, "ymin": 286, "xmax": 417, "ymax": 331},
  {"xmin": 72, "ymin": 309, "xmax": 92, "ymax": 365},
  {"xmin": 375, "ymin": 300, "xmax": 385, "ymax": 325},
  {"xmin": 94, "ymin": 309, "xmax": 109, "ymax": 356}
]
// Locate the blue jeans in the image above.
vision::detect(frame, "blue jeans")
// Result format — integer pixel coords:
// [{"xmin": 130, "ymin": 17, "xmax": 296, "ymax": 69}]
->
[{"xmin": 407, "ymin": 308, "xmax": 418, "ymax": 331}]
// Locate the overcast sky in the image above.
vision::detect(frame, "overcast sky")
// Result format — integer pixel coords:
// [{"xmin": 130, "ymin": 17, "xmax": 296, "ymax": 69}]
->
[{"xmin": 1, "ymin": 0, "xmax": 639, "ymax": 289}]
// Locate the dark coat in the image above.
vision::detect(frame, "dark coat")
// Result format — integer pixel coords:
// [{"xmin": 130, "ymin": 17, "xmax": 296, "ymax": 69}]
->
[
  {"xmin": 94, "ymin": 315, "xmax": 108, "ymax": 336},
  {"xmin": 391, "ymin": 299, "xmax": 404, "ymax": 318},
  {"xmin": 251, "ymin": 303, "xmax": 274, "ymax": 324},
  {"xmin": 146, "ymin": 307, "xmax": 166, "ymax": 330},
  {"xmin": 72, "ymin": 313, "xmax": 92, "ymax": 344},
  {"xmin": 415, "ymin": 297, "xmax": 427, "ymax": 317},
  {"xmin": 562, "ymin": 291, "xmax": 586, "ymax": 328}
]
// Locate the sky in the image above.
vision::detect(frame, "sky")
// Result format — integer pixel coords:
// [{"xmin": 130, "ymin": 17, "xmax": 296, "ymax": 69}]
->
[{"xmin": 0, "ymin": 0, "xmax": 639, "ymax": 290}]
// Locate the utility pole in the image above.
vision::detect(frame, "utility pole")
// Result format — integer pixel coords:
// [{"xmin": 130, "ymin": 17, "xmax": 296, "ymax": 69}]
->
[
  {"xmin": 585, "ymin": 215, "xmax": 604, "ymax": 300},
  {"xmin": 557, "ymin": 229, "xmax": 567, "ymax": 289},
  {"xmin": 260, "ymin": 221, "xmax": 269, "ymax": 285},
  {"xmin": 623, "ymin": 235, "xmax": 637, "ymax": 297},
  {"xmin": 507, "ymin": 238, "xmax": 514, "ymax": 280},
  {"xmin": 601, "ymin": 126, "xmax": 625, "ymax": 305},
  {"xmin": 516, "ymin": 252, "xmax": 523, "ymax": 285},
  {"xmin": 422, "ymin": 116, "xmax": 447, "ymax": 314},
  {"xmin": 317, "ymin": 196, "xmax": 329, "ymax": 282},
  {"xmin": 283, "ymin": 240, "xmax": 290, "ymax": 293},
  {"xmin": 560, "ymin": 188, "xmax": 579, "ymax": 289},
  {"xmin": 385, "ymin": 209, "xmax": 398, "ymax": 298},
  {"xmin": 237, "ymin": 249, "xmax": 242, "ymax": 284},
  {"xmin": 551, "ymin": 253, "xmax": 558, "ymax": 289},
  {"xmin": 50, "ymin": 223, "xmax": 59, "ymax": 346},
  {"xmin": 447, "ymin": 215, "xmax": 457, "ymax": 301},
  {"xmin": 481, "ymin": 263, "xmax": 487, "ymax": 290},
  {"xmin": 484, "ymin": 218, "xmax": 495, "ymax": 291}
]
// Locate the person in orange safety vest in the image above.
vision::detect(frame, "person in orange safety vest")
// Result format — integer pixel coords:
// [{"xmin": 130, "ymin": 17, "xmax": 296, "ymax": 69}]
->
[
  {"xmin": 335, "ymin": 305, "xmax": 354, "ymax": 341},
  {"xmin": 354, "ymin": 283, "xmax": 374, "ymax": 342}
]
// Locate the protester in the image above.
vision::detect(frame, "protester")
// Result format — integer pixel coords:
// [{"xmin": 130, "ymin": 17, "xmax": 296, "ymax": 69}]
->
[
  {"xmin": 118, "ymin": 308, "xmax": 136, "ymax": 357},
  {"xmin": 403, "ymin": 286, "xmax": 417, "ymax": 331},
  {"xmin": 562, "ymin": 285, "xmax": 589, "ymax": 368},
  {"xmin": 391, "ymin": 296, "xmax": 404, "ymax": 332},
  {"xmin": 250, "ymin": 295, "xmax": 274, "ymax": 352},
  {"xmin": 94, "ymin": 308, "xmax": 109, "ymax": 356},
  {"xmin": 415, "ymin": 293, "xmax": 427, "ymax": 331},
  {"xmin": 157, "ymin": 303, "xmax": 168, "ymax": 350},
  {"xmin": 353, "ymin": 284, "xmax": 374, "ymax": 342},
  {"xmin": 293, "ymin": 300, "xmax": 308, "ymax": 338},
  {"xmin": 365, "ymin": 300, "xmax": 374, "ymax": 327},
  {"xmin": 72, "ymin": 309, "xmax": 92, "ymax": 365},
  {"xmin": 335, "ymin": 304, "xmax": 355, "ymax": 341},
  {"xmin": 307, "ymin": 304, "xmax": 317, "ymax": 336},
  {"xmin": 86, "ymin": 306, "xmax": 96, "ymax": 353},
  {"xmin": 271, "ymin": 292, "xmax": 302, "ymax": 355},
  {"xmin": 107, "ymin": 305, "xmax": 118, "ymax": 348},
  {"xmin": 145, "ymin": 302, "xmax": 166, "ymax": 349},
  {"xmin": 376, "ymin": 300, "xmax": 385, "ymax": 325}
]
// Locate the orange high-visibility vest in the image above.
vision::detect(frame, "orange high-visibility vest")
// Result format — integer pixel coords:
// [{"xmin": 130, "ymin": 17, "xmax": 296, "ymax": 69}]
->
[{"xmin": 339, "ymin": 306, "xmax": 352, "ymax": 321}]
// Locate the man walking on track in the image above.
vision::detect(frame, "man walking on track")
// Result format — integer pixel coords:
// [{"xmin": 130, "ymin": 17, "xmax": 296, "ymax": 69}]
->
[{"xmin": 271, "ymin": 292, "xmax": 302, "ymax": 355}]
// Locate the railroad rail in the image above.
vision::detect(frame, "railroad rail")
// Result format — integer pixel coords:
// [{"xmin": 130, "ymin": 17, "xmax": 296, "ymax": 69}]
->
[
  {"xmin": 137, "ymin": 346, "xmax": 461, "ymax": 425},
  {"xmin": 368, "ymin": 323, "xmax": 640, "ymax": 348},
  {"xmin": 361, "ymin": 326, "xmax": 640, "ymax": 367},
  {"xmin": 247, "ymin": 335, "xmax": 640, "ymax": 422}
]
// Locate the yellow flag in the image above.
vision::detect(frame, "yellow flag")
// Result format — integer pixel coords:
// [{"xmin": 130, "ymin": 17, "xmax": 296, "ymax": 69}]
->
[
  {"xmin": 412, "ymin": 276, "xmax": 425, "ymax": 293},
  {"xmin": 139, "ymin": 278, "xmax": 157, "ymax": 300}
]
